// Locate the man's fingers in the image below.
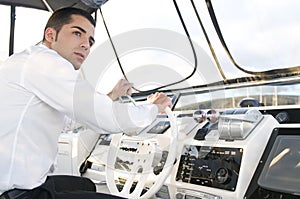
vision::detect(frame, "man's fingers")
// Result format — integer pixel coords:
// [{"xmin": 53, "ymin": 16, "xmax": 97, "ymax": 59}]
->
[{"xmin": 123, "ymin": 83, "xmax": 133, "ymax": 96}]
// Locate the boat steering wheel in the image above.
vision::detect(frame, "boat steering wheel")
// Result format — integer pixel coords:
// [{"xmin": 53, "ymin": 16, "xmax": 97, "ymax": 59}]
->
[{"xmin": 106, "ymin": 107, "xmax": 177, "ymax": 199}]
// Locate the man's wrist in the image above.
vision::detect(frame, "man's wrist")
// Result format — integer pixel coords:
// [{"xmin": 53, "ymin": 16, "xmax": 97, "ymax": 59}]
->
[{"xmin": 107, "ymin": 92, "xmax": 114, "ymax": 100}]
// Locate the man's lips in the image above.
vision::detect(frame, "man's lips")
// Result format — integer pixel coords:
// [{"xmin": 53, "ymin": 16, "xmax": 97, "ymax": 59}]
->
[{"xmin": 74, "ymin": 52, "xmax": 85, "ymax": 60}]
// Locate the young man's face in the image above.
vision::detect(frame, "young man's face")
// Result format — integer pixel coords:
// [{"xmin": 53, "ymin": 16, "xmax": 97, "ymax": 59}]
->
[{"xmin": 46, "ymin": 15, "xmax": 95, "ymax": 70}]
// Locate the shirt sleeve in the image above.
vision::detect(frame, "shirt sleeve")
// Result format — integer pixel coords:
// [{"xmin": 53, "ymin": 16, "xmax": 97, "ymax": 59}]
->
[{"xmin": 22, "ymin": 46, "xmax": 158, "ymax": 134}]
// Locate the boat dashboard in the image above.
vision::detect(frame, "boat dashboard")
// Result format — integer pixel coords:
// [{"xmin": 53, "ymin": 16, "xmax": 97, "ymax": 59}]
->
[{"xmin": 55, "ymin": 91, "xmax": 300, "ymax": 199}]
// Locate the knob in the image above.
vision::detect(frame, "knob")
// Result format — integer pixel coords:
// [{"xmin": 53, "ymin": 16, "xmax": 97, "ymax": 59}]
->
[{"xmin": 215, "ymin": 168, "xmax": 230, "ymax": 184}]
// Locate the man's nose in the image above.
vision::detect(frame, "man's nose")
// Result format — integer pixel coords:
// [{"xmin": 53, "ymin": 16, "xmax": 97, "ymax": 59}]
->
[{"xmin": 80, "ymin": 37, "xmax": 90, "ymax": 50}]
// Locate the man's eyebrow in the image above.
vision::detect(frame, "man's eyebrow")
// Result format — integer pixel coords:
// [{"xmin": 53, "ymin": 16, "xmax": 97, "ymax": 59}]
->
[
  {"xmin": 71, "ymin": 26, "xmax": 95, "ymax": 44},
  {"xmin": 71, "ymin": 26, "xmax": 86, "ymax": 33}
]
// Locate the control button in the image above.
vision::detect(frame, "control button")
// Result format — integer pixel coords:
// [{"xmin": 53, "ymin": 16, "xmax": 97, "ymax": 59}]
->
[{"xmin": 275, "ymin": 111, "xmax": 289, "ymax": 123}]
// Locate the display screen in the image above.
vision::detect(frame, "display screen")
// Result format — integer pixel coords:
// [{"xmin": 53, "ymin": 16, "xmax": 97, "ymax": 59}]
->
[
  {"xmin": 258, "ymin": 135, "xmax": 300, "ymax": 194},
  {"xmin": 148, "ymin": 121, "xmax": 170, "ymax": 134},
  {"xmin": 98, "ymin": 134, "xmax": 112, "ymax": 145}
]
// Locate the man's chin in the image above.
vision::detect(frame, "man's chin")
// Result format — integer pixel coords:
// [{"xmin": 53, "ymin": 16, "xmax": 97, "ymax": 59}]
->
[{"xmin": 72, "ymin": 62, "xmax": 82, "ymax": 70}]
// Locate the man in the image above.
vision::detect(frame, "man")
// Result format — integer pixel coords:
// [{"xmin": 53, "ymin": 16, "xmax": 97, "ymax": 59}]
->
[{"xmin": 0, "ymin": 7, "xmax": 172, "ymax": 199}]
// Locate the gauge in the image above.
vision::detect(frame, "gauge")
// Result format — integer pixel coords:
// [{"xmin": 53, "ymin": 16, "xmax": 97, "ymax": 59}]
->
[
  {"xmin": 193, "ymin": 110, "xmax": 206, "ymax": 123},
  {"xmin": 275, "ymin": 111, "xmax": 289, "ymax": 123}
]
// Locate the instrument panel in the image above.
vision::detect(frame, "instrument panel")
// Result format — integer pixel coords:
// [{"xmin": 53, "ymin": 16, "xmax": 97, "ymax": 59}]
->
[{"xmin": 176, "ymin": 146, "xmax": 243, "ymax": 191}]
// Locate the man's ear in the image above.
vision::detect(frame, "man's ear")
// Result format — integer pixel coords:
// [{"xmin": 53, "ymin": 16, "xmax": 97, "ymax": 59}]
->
[{"xmin": 44, "ymin": 27, "xmax": 56, "ymax": 43}]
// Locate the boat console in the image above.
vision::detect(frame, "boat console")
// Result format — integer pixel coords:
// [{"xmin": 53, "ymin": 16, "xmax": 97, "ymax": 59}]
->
[{"xmin": 55, "ymin": 104, "xmax": 300, "ymax": 198}]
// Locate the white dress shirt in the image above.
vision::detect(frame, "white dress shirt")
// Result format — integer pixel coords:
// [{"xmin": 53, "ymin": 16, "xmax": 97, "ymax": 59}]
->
[{"xmin": 0, "ymin": 44, "xmax": 157, "ymax": 194}]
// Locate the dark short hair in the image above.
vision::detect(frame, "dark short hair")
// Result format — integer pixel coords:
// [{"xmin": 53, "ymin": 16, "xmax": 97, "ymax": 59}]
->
[{"xmin": 42, "ymin": 7, "xmax": 96, "ymax": 41}]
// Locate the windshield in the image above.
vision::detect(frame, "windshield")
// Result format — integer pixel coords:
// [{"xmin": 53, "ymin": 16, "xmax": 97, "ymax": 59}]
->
[
  {"xmin": 89, "ymin": 0, "xmax": 300, "ymax": 93},
  {"xmin": 2, "ymin": 0, "xmax": 300, "ymax": 94},
  {"xmin": 212, "ymin": 0, "xmax": 300, "ymax": 75},
  {"xmin": 174, "ymin": 81, "xmax": 300, "ymax": 111}
]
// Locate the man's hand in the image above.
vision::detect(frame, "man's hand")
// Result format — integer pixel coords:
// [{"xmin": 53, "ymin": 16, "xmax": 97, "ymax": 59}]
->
[
  {"xmin": 107, "ymin": 79, "xmax": 133, "ymax": 100},
  {"xmin": 147, "ymin": 92, "xmax": 173, "ymax": 113}
]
